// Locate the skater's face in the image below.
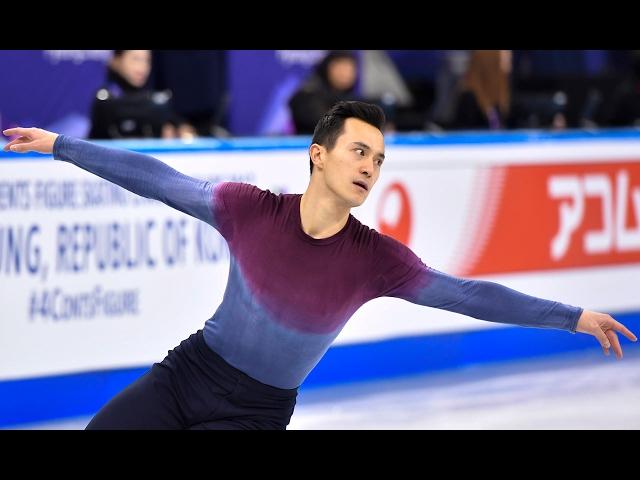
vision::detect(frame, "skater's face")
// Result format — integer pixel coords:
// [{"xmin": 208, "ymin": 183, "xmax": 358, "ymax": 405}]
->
[{"xmin": 311, "ymin": 117, "xmax": 385, "ymax": 208}]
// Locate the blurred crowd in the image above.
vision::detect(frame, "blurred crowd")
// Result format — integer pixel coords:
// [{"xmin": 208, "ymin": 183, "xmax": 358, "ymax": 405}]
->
[{"xmin": 60, "ymin": 50, "xmax": 640, "ymax": 140}]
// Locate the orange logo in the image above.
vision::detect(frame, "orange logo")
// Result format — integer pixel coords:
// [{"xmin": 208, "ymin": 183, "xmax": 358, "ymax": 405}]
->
[{"xmin": 457, "ymin": 162, "xmax": 640, "ymax": 276}]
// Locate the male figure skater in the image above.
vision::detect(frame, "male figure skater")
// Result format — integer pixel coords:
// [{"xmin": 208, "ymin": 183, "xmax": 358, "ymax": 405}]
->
[{"xmin": 3, "ymin": 101, "xmax": 637, "ymax": 430}]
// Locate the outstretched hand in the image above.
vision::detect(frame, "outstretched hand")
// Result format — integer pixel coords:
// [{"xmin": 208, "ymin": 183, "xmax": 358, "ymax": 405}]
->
[
  {"xmin": 3, "ymin": 127, "xmax": 58, "ymax": 154},
  {"xmin": 576, "ymin": 310, "xmax": 637, "ymax": 359}
]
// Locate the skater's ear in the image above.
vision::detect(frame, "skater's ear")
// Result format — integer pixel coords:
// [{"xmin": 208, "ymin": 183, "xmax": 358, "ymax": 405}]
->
[{"xmin": 309, "ymin": 143, "xmax": 326, "ymax": 173}]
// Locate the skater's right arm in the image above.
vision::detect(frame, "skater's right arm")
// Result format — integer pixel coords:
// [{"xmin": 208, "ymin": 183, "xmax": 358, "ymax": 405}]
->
[{"xmin": 3, "ymin": 127, "xmax": 220, "ymax": 228}]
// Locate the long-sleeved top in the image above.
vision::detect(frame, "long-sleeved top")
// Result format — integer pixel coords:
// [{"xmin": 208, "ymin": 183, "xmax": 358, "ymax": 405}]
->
[{"xmin": 53, "ymin": 135, "xmax": 583, "ymax": 389}]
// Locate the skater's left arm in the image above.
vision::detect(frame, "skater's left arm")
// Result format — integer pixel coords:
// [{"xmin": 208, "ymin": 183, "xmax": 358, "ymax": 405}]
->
[{"xmin": 371, "ymin": 235, "xmax": 637, "ymax": 358}]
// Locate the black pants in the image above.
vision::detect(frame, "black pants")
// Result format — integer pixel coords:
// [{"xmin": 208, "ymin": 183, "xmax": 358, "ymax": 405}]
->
[{"xmin": 86, "ymin": 330, "xmax": 298, "ymax": 430}]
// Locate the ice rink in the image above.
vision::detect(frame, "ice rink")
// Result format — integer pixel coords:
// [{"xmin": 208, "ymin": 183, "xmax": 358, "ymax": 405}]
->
[{"xmin": 8, "ymin": 347, "xmax": 640, "ymax": 430}]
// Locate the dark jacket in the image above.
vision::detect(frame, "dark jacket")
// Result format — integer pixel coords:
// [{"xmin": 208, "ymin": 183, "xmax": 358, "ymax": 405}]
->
[
  {"xmin": 288, "ymin": 53, "xmax": 360, "ymax": 134},
  {"xmin": 88, "ymin": 67, "xmax": 175, "ymax": 139}
]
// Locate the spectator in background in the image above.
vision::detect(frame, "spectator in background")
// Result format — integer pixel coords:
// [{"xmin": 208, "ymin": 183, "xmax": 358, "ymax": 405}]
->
[
  {"xmin": 89, "ymin": 50, "xmax": 196, "ymax": 140},
  {"xmin": 448, "ymin": 50, "xmax": 512, "ymax": 130},
  {"xmin": 289, "ymin": 50, "xmax": 361, "ymax": 134},
  {"xmin": 360, "ymin": 50, "xmax": 414, "ymax": 132},
  {"xmin": 150, "ymin": 50, "xmax": 230, "ymax": 138},
  {"xmin": 427, "ymin": 50, "xmax": 471, "ymax": 130}
]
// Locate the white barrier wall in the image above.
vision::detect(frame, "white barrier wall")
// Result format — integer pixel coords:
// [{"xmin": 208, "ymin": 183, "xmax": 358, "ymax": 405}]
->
[{"xmin": 2, "ymin": 134, "xmax": 640, "ymax": 381}]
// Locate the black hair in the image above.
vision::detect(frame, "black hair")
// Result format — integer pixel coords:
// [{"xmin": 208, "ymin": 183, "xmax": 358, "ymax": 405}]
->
[{"xmin": 310, "ymin": 101, "xmax": 385, "ymax": 175}]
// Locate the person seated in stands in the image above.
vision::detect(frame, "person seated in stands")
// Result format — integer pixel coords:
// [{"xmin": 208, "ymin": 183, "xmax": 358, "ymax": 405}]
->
[
  {"xmin": 89, "ymin": 50, "xmax": 196, "ymax": 140},
  {"xmin": 289, "ymin": 50, "xmax": 361, "ymax": 134},
  {"xmin": 448, "ymin": 50, "xmax": 512, "ymax": 130}
]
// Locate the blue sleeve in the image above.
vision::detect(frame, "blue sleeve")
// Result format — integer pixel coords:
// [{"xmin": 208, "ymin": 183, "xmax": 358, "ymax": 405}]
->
[
  {"xmin": 374, "ymin": 234, "xmax": 583, "ymax": 333},
  {"xmin": 53, "ymin": 135, "xmax": 218, "ymax": 228},
  {"xmin": 404, "ymin": 267, "xmax": 582, "ymax": 332}
]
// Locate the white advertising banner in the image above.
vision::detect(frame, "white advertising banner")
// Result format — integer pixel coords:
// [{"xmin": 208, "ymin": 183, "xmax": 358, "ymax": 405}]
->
[{"xmin": 2, "ymin": 138, "xmax": 640, "ymax": 380}]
